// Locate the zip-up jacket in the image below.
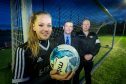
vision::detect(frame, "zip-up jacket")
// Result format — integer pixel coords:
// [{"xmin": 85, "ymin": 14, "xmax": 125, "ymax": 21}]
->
[
  {"xmin": 77, "ymin": 31, "xmax": 101, "ymax": 59},
  {"xmin": 12, "ymin": 40, "xmax": 55, "ymax": 84}
]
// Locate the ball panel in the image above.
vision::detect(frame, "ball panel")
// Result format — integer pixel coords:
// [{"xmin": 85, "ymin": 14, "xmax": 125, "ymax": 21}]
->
[
  {"xmin": 50, "ymin": 44, "xmax": 80, "ymax": 74},
  {"xmin": 53, "ymin": 56, "xmax": 69, "ymax": 74}
]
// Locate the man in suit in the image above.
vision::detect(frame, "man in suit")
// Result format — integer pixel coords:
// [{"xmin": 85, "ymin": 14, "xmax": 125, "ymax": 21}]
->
[
  {"xmin": 56, "ymin": 21, "xmax": 79, "ymax": 84},
  {"xmin": 57, "ymin": 21, "xmax": 78, "ymax": 48}
]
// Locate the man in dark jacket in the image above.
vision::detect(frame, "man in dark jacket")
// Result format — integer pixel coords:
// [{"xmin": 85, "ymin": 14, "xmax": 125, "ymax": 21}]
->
[{"xmin": 73, "ymin": 19, "xmax": 101, "ymax": 84}]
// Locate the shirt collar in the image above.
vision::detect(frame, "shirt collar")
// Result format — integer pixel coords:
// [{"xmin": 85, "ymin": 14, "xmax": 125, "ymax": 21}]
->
[{"xmin": 64, "ymin": 33, "xmax": 71, "ymax": 38}]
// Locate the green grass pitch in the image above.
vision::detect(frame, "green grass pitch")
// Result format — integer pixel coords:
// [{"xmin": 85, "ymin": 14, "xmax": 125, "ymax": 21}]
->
[{"xmin": 0, "ymin": 36, "xmax": 126, "ymax": 84}]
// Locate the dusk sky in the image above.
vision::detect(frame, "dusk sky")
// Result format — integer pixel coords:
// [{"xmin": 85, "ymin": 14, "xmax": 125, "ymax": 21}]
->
[
  {"xmin": 0, "ymin": 0, "xmax": 126, "ymax": 30},
  {"xmin": 0, "ymin": 0, "xmax": 10, "ymax": 30}
]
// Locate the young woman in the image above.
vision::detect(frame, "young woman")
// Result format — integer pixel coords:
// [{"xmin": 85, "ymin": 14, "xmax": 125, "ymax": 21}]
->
[{"xmin": 12, "ymin": 11, "xmax": 73, "ymax": 84}]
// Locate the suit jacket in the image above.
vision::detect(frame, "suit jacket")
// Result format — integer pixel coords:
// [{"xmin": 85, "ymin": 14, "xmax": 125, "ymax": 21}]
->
[
  {"xmin": 56, "ymin": 32, "xmax": 79, "ymax": 51},
  {"xmin": 55, "ymin": 33, "xmax": 80, "ymax": 84}
]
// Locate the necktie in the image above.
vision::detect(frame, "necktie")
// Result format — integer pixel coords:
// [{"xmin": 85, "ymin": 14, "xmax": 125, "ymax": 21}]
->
[{"xmin": 66, "ymin": 36, "xmax": 69, "ymax": 45}]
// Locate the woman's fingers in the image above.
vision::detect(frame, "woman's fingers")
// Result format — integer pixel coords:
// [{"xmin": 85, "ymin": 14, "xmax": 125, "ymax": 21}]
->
[
  {"xmin": 50, "ymin": 69, "xmax": 57, "ymax": 75},
  {"xmin": 50, "ymin": 71, "xmax": 70, "ymax": 80},
  {"xmin": 50, "ymin": 71, "xmax": 75, "ymax": 80},
  {"xmin": 64, "ymin": 71, "xmax": 75, "ymax": 80}
]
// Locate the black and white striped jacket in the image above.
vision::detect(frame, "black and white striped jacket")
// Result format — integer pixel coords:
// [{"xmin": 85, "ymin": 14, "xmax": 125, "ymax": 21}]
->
[{"xmin": 12, "ymin": 40, "xmax": 55, "ymax": 84}]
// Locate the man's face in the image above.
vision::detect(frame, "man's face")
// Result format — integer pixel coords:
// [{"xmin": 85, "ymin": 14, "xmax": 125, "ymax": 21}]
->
[
  {"xmin": 63, "ymin": 22, "xmax": 73, "ymax": 34},
  {"xmin": 82, "ymin": 20, "xmax": 90, "ymax": 32}
]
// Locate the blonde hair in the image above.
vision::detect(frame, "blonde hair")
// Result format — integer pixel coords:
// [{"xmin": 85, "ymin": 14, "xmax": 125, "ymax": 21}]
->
[{"xmin": 27, "ymin": 11, "xmax": 51, "ymax": 57}]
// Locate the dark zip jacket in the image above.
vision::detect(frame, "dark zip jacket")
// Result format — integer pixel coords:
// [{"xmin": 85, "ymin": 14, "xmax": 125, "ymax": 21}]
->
[
  {"xmin": 77, "ymin": 31, "xmax": 101, "ymax": 59},
  {"xmin": 12, "ymin": 40, "xmax": 56, "ymax": 84}
]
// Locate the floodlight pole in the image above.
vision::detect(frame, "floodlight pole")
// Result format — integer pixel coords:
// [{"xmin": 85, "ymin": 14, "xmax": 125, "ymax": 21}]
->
[
  {"xmin": 111, "ymin": 21, "xmax": 117, "ymax": 48},
  {"xmin": 42, "ymin": 0, "xmax": 45, "ymax": 11},
  {"xmin": 122, "ymin": 21, "xmax": 126, "ymax": 36},
  {"xmin": 70, "ymin": 10, "xmax": 72, "ymax": 20}
]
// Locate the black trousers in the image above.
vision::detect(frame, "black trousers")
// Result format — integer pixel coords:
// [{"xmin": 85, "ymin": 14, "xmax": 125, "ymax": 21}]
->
[
  {"xmin": 56, "ymin": 79, "xmax": 72, "ymax": 84},
  {"xmin": 13, "ymin": 75, "xmax": 71, "ymax": 84},
  {"xmin": 73, "ymin": 60, "xmax": 93, "ymax": 84},
  {"xmin": 15, "ymin": 75, "xmax": 57, "ymax": 84}
]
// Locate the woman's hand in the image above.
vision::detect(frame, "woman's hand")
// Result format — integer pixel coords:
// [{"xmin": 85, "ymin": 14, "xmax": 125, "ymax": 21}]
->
[{"xmin": 50, "ymin": 69, "xmax": 75, "ymax": 80}]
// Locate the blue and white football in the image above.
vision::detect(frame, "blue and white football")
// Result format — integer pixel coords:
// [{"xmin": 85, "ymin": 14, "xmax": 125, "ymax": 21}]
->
[{"xmin": 50, "ymin": 44, "xmax": 80, "ymax": 75}]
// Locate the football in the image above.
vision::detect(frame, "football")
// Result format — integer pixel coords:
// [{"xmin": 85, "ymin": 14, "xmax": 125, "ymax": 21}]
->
[{"xmin": 50, "ymin": 44, "xmax": 80, "ymax": 75}]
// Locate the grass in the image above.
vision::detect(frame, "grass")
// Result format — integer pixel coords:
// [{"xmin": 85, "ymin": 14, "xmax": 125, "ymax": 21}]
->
[
  {"xmin": 93, "ymin": 36, "xmax": 121, "ymax": 65},
  {"xmin": 0, "ymin": 49, "xmax": 12, "ymax": 84},
  {"xmin": 79, "ymin": 35, "xmax": 115, "ymax": 80},
  {"xmin": 0, "ymin": 36, "xmax": 126, "ymax": 84},
  {"xmin": 92, "ymin": 36, "xmax": 126, "ymax": 84},
  {"xmin": 0, "ymin": 68, "xmax": 12, "ymax": 84},
  {"xmin": 0, "ymin": 49, "xmax": 11, "ymax": 68},
  {"xmin": 80, "ymin": 36, "xmax": 124, "ymax": 84}
]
